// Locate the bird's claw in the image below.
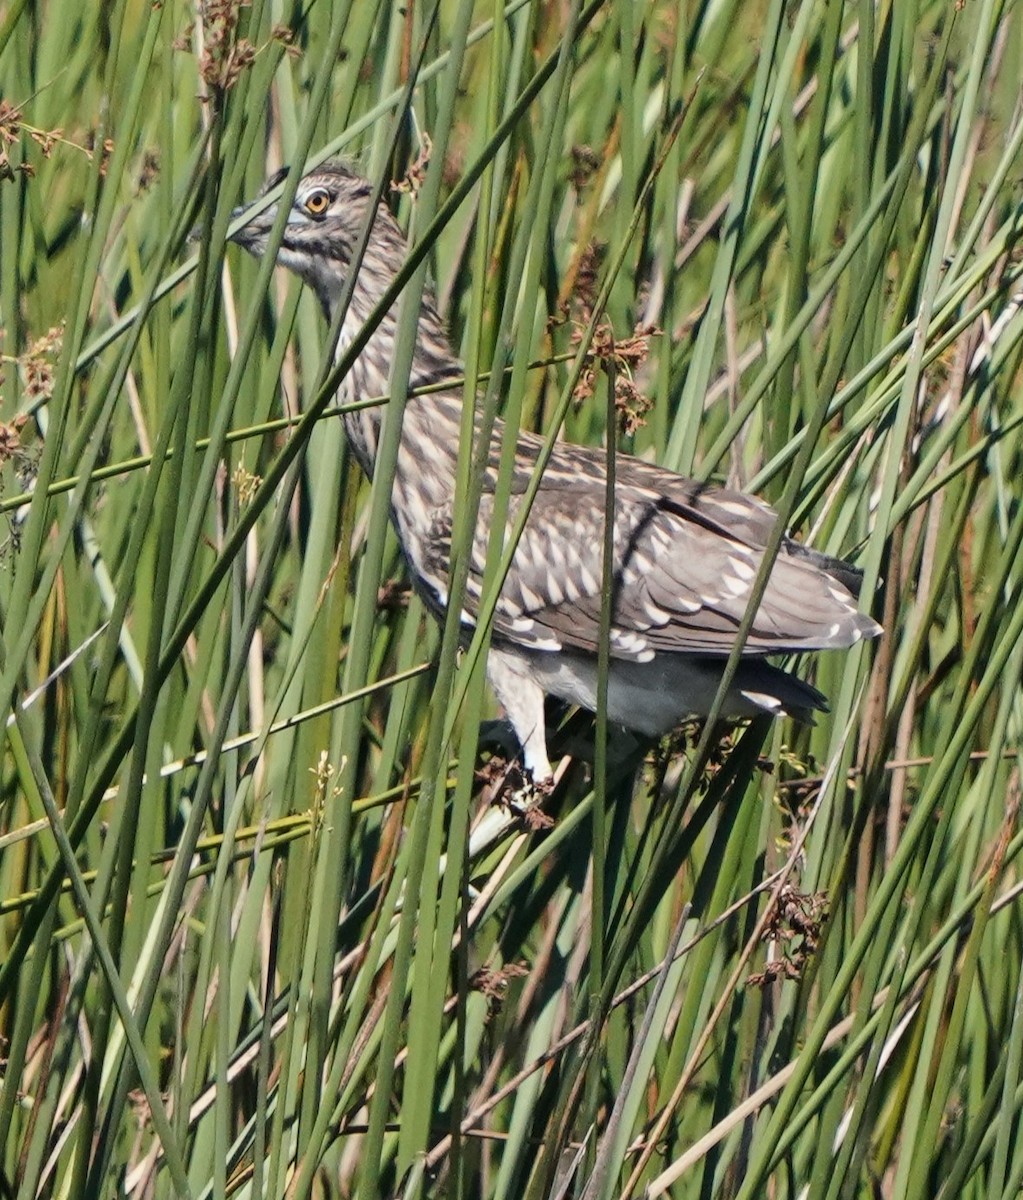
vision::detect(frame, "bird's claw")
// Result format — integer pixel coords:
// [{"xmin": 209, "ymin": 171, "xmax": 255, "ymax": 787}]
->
[{"xmin": 476, "ymin": 755, "xmax": 556, "ymax": 829}]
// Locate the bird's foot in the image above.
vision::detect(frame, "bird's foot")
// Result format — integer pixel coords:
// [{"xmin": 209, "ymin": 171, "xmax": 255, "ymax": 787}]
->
[
  {"xmin": 476, "ymin": 755, "xmax": 555, "ymax": 830},
  {"xmin": 512, "ymin": 782, "xmax": 556, "ymax": 831}
]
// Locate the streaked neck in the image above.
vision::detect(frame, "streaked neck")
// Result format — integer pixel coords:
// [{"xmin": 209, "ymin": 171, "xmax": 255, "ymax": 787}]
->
[{"xmin": 323, "ymin": 233, "xmax": 464, "ymax": 516}]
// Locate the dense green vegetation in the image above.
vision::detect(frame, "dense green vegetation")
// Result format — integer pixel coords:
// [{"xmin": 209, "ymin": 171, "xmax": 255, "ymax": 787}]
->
[{"xmin": 2, "ymin": 1, "xmax": 1023, "ymax": 1196}]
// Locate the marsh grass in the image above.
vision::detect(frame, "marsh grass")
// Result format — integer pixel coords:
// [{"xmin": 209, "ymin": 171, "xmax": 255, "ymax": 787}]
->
[{"xmin": 2, "ymin": 1, "xmax": 1023, "ymax": 1197}]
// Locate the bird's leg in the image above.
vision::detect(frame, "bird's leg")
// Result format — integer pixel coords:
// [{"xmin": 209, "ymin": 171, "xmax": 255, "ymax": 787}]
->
[{"xmin": 485, "ymin": 648, "xmax": 554, "ymax": 794}]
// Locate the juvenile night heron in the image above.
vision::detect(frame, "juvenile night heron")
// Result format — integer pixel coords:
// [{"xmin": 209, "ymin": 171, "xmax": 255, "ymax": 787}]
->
[{"xmin": 231, "ymin": 159, "xmax": 880, "ymax": 781}]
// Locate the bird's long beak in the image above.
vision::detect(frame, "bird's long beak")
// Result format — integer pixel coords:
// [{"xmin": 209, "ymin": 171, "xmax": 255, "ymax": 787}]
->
[
  {"xmin": 227, "ymin": 200, "xmax": 277, "ymax": 249},
  {"xmin": 191, "ymin": 164, "xmax": 292, "ymax": 247},
  {"xmin": 229, "ymin": 164, "xmax": 290, "ymax": 248},
  {"xmin": 187, "ymin": 201, "xmax": 278, "ymax": 248},
  {"xmin": 185, "ymin": 207, "xmax": 250, "ymax": 247}
]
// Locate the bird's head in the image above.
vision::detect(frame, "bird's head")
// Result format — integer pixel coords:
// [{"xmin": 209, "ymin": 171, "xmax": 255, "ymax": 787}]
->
[{"xmin": 230, "ymin": 159, "xmax": 400, "ymax": 315}]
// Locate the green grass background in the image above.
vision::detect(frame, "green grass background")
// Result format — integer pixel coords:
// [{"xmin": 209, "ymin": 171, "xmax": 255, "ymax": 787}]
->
[{"xmin": 2, "ymin": 1, "xmax": 1023, "ymax": 1197}]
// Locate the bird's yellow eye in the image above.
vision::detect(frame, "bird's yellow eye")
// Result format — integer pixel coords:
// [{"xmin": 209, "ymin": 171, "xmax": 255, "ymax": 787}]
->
[{"xmin": 304, "ymin": 188, "xmax": 330, "ymax": 215}]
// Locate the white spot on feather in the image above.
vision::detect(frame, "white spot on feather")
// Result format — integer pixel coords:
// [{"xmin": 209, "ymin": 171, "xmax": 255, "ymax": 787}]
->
[
  {"xmin": 577, "ymin": 564, "xmax": 599, "ymax": 593},
  {"xmin": 719, "ymin": 573, "xmax": 748, "ymax": 598},
  {"xmin": 525, "ymin": 632, "xmax": 562, "ymax": 651},
  {"xmin": 519, "ymin": 583, "xmax": 544, "ymax": 611},
  {"xmin": 642, "ymin": 601, "xmax": 672, "ymax": 624}
]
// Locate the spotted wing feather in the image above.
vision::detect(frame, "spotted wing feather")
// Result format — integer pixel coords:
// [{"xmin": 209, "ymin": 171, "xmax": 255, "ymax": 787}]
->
[{"xmin": 422, "ymin": 468, "xmax": 876, "ymax": 661}]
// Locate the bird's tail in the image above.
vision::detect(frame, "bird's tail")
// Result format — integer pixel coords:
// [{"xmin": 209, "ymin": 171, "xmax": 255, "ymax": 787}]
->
[
  {"xmin": 784, "ymin": 541, "xmax": 867, "ymax": 597},
  {"xmin": 731, "ymin": 659, "xmax": 829, "ymax": 724}
]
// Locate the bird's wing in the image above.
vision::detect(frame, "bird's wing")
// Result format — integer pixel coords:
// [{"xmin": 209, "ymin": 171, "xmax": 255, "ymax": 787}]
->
[{"xmin": 423, "ymin": 470, "xmax": 875, "ymax": 660}]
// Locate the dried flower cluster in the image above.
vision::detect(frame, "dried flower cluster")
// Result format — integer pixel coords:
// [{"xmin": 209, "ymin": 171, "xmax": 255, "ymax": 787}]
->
[
  {"xmin": 747, "ymin": 886, "xmax": 828, "ymax": 987},
  {"xmin": 136, "ymin": 148, "xmax": 160, "ymax": 194},
  {"xmin": 572, "ymin": 318, "xmax": 660, "ymax": 435},
  {"xmin": 391, "ymin": 134, "xmax": 433, "ymax": 197},
  {"xmin": 0, "ymin": 100, "xmax": 97, "ymax": 181},
  {"xmin": 376, "ymin": 580, "xmax": 411, "ymax": 611},
  {"xmin": 569, "ymin": 143, "xmax": 600, "ymax": 190},
  {"xmin": 574, "ymin": 239, "xmax": 606, "ymax": 317},
  {"xmin": 84, "ymin": 131, "xmax": 115, "ymax": 177},
  {"xmin": 0, "ymin": 324, "xmax": 63, "ymax": 402},
  {"xmin": 1, "ymin": 100, "xmax": 33, "ymax": 180},
  {"xmin": 175, "ymin": 7, "xmax": 298, "ymax": 98},
  {"xmin": 0, "ymin": 415, "xmax": 29, "ymax": 468},
  {"xmin": 269, "ymin": 23, "xmax": 300, "ymax": 56},
  {"xmin": 469, "ymin": 963, "xmax": 528, "ymax": 1017},
  {"xmin": 192, "ymin": 0, "xmax": 256, "ymax": 95},
  {"xmin": 0, "ymin": 401, "xmax": 38, "ymax": 565},
  {"xmin": 549, "ymin": 240, "xmax": 661, "ymax": 433}
]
